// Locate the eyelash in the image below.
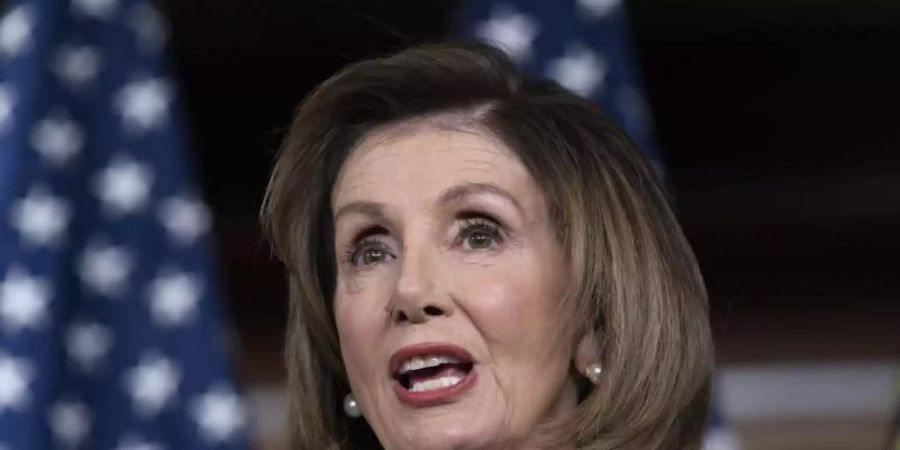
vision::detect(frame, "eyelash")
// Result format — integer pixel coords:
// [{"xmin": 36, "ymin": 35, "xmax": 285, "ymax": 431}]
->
[
  {"xmin": 454, "ymin": 217, "xmax": 503, "ymax": 250},
  {"xmin": 342, "ymin": 216, "xmax": 504, "ymax": 268}
]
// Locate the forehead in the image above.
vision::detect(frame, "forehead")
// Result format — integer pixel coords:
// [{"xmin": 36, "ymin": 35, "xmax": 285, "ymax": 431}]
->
[{"xmin": 332, "ymin": 122, "xmax": 536, "ymax": 208}]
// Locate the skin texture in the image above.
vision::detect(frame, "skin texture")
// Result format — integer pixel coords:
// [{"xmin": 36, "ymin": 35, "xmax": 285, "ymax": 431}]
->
[{"xmin": 330, "ymin": 121, "xmax": 581, "ymax": 450}]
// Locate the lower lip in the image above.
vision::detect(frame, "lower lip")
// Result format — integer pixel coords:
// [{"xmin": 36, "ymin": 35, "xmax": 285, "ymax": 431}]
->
[{"xmin": 392, "ymin": 365, "xmax": 478, "ymax": 407}]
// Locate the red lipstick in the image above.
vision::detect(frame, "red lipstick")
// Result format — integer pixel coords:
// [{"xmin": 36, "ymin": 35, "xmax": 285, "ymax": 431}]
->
[{"xmin": 389, "ymin": 342, "xmax": 478, "ymax": 407}]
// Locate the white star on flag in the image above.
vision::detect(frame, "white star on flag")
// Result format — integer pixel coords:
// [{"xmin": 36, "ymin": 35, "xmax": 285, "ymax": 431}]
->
[
  {"xmin": 0, "ymin": 5, "xmax": 34, "ymax": 58},
  {"xmin": 0, "ymin": 83, "xmax": 15, "ymax": 133},
  {"xmin": 475, "ymin": 5, "xmax": 539, "ymax": 63},
  {"xmin": 191, "ymin": 385, "xmax": 247, "ymax": 442},
  {"xmin": 10, "ymin": 185, "xmax": 71, "ymax": 247},
  {"xmin": 79, "ymin": 240, "xmax": 134, "ymax": 297},
  {"xmin": 0, "ymin": 267, "xmax": 51, "ymax": 332},
  {"xmin": 148, "ymin": 271, "xmax": 203, "ymax": 326},
  {"xmin": 94, "ymin": 155, "xmax": 154, "ymax": 215},
  {"xmin": 547, "ymin": 44, "xmax": 608, "ymax": 97},
  {"xmin": 65, "ymin": 321, "xmax": 113, "ymax": 373},
  {"xmin": 158, "ymin": 196, "xmax": 211, "ymax": 245},
  {"xmin": 114, "ymin": 436, "xmax": 165, "ymax": 450},
  {"xmin": 53, "ymin": 45, "xmax": 102, "ymax": 88},
  {"xmin": 30, "ymin": 109, "xmax": 85, "ymax": 166},
  {"xmin": 127, "ymin": 3, "xmax": 167, "ymax": 53},
  {"xmin": 113, "ymin": 78, "xmax": 171, "ymax": 133},
  {"xmin": 577, "ymin": 0, "xmax": 620, "ymax": 19},
  {"xmin": 0, "ymin": 352, "xmax": 32, "ymax": 412},
  {"xmin": 123, "ymin": 352, "xmax": 180, "ymax": 416},
  {"xmin": 71, "ymin": 0, "xmax": 118, "ymax": 20},
  {"xmin": 49, "ymin": 401, "xmax": 92, "ymax": 447}
]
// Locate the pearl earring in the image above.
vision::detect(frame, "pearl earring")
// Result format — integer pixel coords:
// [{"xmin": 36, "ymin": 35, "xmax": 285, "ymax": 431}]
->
[
  {"xmin": 585, "ymin": 363, "xmax": 602, "ymax": 384},
  {"xmin": 343, "ymin": 393, "xmax": 361, "ymax": 418}
]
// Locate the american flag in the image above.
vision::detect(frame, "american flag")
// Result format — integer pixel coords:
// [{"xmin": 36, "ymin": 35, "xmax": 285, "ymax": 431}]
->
[
  {"xmin": 458, "ymin": 1, "xmax": 739, "ymax": 449},
  {"xmin": 0, "ymin": 0, "xmax": 249, "ymax": 448}
]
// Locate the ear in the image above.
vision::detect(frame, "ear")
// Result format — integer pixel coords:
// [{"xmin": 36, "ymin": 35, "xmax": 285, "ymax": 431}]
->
[{"xmin": 574, "ymin": 330, "xmax": 602, "ymax": 376}]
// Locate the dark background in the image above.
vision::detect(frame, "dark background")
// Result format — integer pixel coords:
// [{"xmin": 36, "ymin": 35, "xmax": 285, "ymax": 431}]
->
[{"xmin": 160, "ymin": 0, "xmax": 900, "ymax": 382}]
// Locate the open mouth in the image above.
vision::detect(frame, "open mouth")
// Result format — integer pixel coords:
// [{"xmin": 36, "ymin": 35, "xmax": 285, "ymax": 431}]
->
[
  {"xmin": 395, "ymin": 355, "xmax": 474, "ymax": 392},
  {"xmin": 389, "ymin": 343, "xmax": 477, "ymax": 406}
]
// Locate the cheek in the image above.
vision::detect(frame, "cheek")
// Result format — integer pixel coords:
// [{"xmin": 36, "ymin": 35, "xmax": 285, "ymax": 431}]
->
[
  {"xmin": 449, "ymin": 250, "xmax": 573, "ymax": 422},
  {"xmin": 449, "ymin": 251, "xmax": 565, "ymax": 347},
  {"xmin": 334, "ymin": 271, "xmax": 395, "ymax": 380}
]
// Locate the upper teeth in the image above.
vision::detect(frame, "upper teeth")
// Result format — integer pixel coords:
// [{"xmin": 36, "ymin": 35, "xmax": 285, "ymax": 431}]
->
[{"xmin": 398, "ymin": 355, "xmax": 462, "ymax": 375}]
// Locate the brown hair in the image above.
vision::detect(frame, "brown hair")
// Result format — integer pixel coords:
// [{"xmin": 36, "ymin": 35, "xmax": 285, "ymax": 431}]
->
[{"xmin": 262, "ymin": 42, "xmax": 713, "ymax": 449}]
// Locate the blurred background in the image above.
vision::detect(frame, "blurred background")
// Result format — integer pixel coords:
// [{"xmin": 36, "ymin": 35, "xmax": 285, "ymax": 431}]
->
[{"xmin": 1, "ymin": 0, "xmax": 898, "ymax": 449}]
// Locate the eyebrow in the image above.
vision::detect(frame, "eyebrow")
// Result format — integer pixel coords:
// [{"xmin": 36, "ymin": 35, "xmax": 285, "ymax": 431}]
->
[
  {"xmin": 333, "ymin": 200, "xmax": 390, "ymax": 225},
  {"xmin": 332, "ymin": 182, "xmax": 522, "ymax": 224},
  {"xmin": 437, "ymin": 182, "xmax": 522, "ymax": 214}
]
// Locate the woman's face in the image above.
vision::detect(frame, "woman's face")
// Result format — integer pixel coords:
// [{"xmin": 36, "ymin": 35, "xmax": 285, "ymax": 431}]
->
[{"xmin": 331, "ymin": 122, "xmax": 577, "ymax": 450}]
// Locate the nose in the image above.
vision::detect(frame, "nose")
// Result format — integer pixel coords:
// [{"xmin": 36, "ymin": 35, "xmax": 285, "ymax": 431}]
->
[{"xmin": 390, "ymin": 244, "xmax": 453, "ymax": 324}]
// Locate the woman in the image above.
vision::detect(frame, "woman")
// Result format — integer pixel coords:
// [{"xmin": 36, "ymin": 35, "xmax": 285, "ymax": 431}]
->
[{"xmin": 262, "ymin": 43, "xmax": 713, "ymax": 449}]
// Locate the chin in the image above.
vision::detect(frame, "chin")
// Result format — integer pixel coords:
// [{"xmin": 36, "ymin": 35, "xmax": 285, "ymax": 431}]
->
[
  {"xmin": 402, "ymin": 427, "xmax": 494, "ymax": 450},
  {"xmin": 385, "ymin": 411, "xmax": 506, "ymax": 450}
]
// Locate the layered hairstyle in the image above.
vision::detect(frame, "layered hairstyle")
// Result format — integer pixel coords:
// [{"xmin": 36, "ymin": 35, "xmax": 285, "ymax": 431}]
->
[{"xmin": 262, "ymin": 42, "xmax": 714, "ymax": 449}]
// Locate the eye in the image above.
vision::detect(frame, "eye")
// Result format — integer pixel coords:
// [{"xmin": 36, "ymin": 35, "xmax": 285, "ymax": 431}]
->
[
  {"xmin": 359, "ymin": 245, "xmax": 388, "ymax": 266},
  {"xmin": 345, "ymin": 238, "xmax": 394, "ymax": 267},
  {"xmin": 342, "ymin": 225, "xmax": 395, "ymax": 268},
  {"xmin": 456, "ymin": 216, "xmax": 503, "ymax": 251},
  {"xmin": 467, "ymin": 232, "xmax": 493, "ymax": 249}
]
